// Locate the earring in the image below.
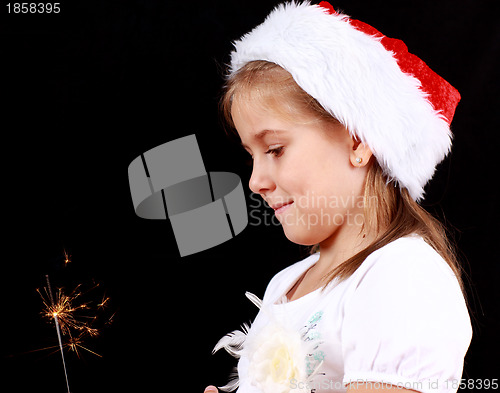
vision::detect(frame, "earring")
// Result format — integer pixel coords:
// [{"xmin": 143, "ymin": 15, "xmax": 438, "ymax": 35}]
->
[{"xmin": 355, "ymin": 157, "xmax": 362, "ymax": 164}]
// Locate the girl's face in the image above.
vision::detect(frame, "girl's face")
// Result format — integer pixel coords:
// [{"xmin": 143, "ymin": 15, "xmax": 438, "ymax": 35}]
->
[{"xmin": 232, "ymin": 97, "xmax": 372, "ymax": 246}]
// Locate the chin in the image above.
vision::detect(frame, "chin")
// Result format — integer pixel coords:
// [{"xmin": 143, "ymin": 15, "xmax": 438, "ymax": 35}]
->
[{"xmin": 281, "ymin": 224, "xmax": 329, "ymax": 246}]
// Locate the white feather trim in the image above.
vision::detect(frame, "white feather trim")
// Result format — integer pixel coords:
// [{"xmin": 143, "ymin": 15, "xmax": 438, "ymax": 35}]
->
[{"xmin": 213, "ymin": 322, "xmax": 251, "ymax": 359}]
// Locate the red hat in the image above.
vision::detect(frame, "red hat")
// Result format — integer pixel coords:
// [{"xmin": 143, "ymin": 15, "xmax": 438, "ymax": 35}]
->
[{"xmin": 318, "ymin": 1, "xmax": 460, "ymax": 125}]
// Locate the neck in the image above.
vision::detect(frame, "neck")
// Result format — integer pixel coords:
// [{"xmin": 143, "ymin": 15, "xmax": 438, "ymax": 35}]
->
[{"xmin": 315, "ymin": 219, "xmax": 374, "ymax": 276}]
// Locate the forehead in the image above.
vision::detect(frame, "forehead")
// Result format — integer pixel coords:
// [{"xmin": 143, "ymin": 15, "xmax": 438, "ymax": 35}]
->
[
  {"xmin": 231, "ymin": 97, "xmax": 292, "ymax": 144},
  {"xmin": 230, "ymin": 76, "xmax": 321, "ymax": 124}
]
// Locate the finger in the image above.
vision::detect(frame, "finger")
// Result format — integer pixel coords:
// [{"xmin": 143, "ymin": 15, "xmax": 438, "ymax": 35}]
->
[{"xmin": 204, "ymin": 385, "xmax": 218, "ymax": 393}]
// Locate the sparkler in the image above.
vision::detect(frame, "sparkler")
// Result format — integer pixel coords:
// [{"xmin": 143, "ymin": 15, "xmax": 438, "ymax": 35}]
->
[
  {"xmin": 44, "ymin": 274, "xmax": 71, "ymax": 393},
  {"xmin": 37, "ymin": 267, "xmax": 112, "ymax": 392}
]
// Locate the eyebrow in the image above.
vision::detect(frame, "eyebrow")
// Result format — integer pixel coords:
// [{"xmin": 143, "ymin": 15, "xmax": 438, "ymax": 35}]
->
[{"xmin": 241, "ymin": 129, "xmax": 284, "ymax": 149}]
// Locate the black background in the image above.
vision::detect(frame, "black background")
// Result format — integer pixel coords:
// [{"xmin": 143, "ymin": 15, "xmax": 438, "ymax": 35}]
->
[{"xmin": 2, "ymin": 0, "xmax": 499, "ymax": 392}]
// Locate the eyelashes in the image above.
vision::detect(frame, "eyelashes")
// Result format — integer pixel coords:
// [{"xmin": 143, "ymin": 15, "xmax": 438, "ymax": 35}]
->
[
  {"xmin": 265, "ymin": 146, "xmax": 284, "ymax": 157},
  {"xmin": 243, "ymin": 146, "xmax": 285, "ymax": 166}
]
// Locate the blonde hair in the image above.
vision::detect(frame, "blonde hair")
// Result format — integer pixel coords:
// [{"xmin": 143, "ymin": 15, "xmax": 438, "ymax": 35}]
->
[{"xmin": 221, "ymin": 60, "xmax": 465, "ymax": 294}]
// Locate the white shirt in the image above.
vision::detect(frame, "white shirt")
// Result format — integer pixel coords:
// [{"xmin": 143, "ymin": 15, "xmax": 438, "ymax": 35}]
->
[{"xmin": 232, "ymin": 236, "xmax": 472, "ymax": 393}]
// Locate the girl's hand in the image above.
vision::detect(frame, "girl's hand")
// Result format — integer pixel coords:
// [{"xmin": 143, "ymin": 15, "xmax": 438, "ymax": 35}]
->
[{"xmin": 204, "ymin": 386, "xmax": 218, "ymax": 393}]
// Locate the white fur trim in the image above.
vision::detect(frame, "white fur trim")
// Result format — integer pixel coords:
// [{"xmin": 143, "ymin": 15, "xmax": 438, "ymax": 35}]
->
[{"xmin": 229, "ymin": 1, "xmax": 452, "ymax": 201}]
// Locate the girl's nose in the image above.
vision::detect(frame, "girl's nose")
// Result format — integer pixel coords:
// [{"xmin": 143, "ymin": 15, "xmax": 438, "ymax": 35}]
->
[{"xmin": 249, "ymin": 159, "xmax": 275, "ymax": 196}]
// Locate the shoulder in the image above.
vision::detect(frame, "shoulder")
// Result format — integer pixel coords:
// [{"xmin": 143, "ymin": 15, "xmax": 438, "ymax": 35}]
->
[
  {"xmin": 354, "ymin": 235, "xmax": 459, "ymax": 287},
  {"xmin": 342, "ymin": 234, "xmax": 471, "ymax": 352},
  {"xmin": 344, "ymin": 235, "xmax": 467, "ymax": 315},
  {"xmin": 341, "ymin": 236, "xmax": 472, "ymax": 388},
  {"xmin": 261, "ymin": 253, "xmax": 320, "ymax": 303},
  {"xmin": 370, "ymin": 234, "xmax": 444, "ymax": 264}
]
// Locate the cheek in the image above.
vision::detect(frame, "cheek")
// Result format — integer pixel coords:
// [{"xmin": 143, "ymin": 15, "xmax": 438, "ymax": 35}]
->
[
  {"xmin": 270, "ymin": 153, "xmax": 309, "ymax": 193},
  {"xmin": 277, "ymin": 157, "xmax": 366, "ymax": 245},
  {"xmin": 284, "ymin": 148, "xmax": 353, "ymax": 202}
]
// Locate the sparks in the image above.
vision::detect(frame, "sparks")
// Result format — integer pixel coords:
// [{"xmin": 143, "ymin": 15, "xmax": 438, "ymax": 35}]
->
[
  {"xmin": 37, "ymin": 277, "xmax": 112, "ymax": 360},
  {"xmin": 29, "ymin": 249, "xmax": 114, "ymax": 393},
  {"xmin": 38, "ymin": 284, "xmax": 92, "ymax": 336},
  {"xmin": 97, "ymin": 294, "xmax": 110, "ymax": 309},
  {"xmin": 63, "ymin": 249, "xmax": 71, "ymax": 266},
  {"xmin": 66, "ymin": 331, "xmax": 103, "ymax": 359}
]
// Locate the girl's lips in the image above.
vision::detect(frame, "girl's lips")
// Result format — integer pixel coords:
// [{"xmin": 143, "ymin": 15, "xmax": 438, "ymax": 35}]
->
[{"xmin": 273, "ymin": 201, "xmax": 294, "ymax": 215}]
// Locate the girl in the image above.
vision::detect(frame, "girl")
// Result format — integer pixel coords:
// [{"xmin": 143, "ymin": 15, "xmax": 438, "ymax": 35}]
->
[{"xmin": 205, "ymin": 2, "xmax": 471, "ymax": 392}]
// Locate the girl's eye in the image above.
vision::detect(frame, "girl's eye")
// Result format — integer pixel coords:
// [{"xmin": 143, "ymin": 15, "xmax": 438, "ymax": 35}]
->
[{"xmin": 265, "ymin": 146, "xmax": 284, "ymax": 157}]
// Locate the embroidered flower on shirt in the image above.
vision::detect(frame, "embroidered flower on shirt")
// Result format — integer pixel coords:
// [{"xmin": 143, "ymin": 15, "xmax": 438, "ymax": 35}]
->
[
  {"xmin": 213, "ymin": 292, "xmax": 323, "ymax": 393},
  {"xmin": 304, "ymin": 310, "xmax": 324, "ymax": 378},
  {"xmin": 308, "ymin": 311, "xmax": 323, "ymax": 325}
]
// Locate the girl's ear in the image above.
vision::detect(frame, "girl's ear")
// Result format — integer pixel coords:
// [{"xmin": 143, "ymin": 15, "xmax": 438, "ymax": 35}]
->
[{"xmin": 350, "ymin": 137, "xmax": 373, "ymax": 167}]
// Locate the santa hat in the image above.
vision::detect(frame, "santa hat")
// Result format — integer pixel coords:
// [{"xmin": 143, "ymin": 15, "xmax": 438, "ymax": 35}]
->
[{"xmin": 228, "ymin": 1, "xmax": 460, "ymax": 201}]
